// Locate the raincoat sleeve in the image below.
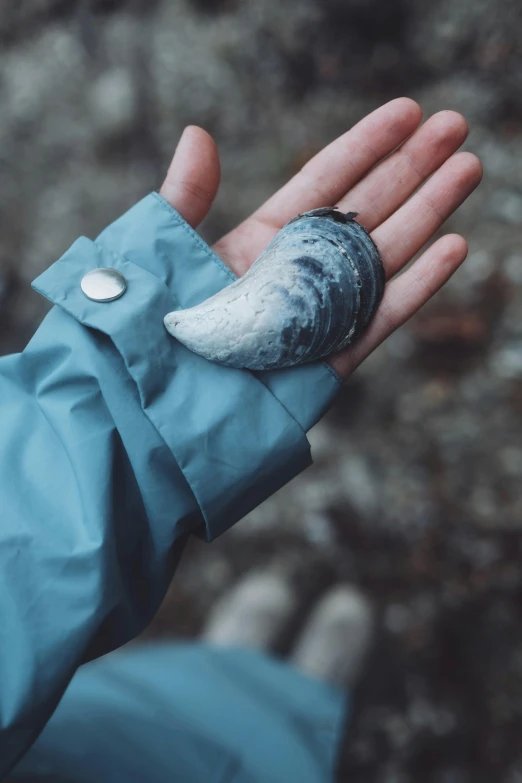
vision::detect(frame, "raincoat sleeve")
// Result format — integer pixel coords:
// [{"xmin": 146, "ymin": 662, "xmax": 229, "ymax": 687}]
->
[{"xmin": 0, "ymin": 192, "xmax": 341, "ymax": 775}]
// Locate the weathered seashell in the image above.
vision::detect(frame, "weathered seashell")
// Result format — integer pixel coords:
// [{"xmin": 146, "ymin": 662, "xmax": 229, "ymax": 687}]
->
[{"xmin": 164, "ymin": 208, "xmax": 385, "ymax": 370}]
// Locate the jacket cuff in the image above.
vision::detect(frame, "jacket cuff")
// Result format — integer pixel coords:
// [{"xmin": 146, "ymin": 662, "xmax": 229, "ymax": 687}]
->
[{"xmin": 32, "ymin": 193, "xmax": 341, "ymax": 540}]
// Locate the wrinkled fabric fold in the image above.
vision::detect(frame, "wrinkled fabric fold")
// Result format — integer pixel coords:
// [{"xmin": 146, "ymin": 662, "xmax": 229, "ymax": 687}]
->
[
  {"xmin": 32, "ymin": 234, "xmax": 313, "ymax": 539},
  {"xmin": 0, "ymin": 193, "xmax": 341, "ymax": 775}
]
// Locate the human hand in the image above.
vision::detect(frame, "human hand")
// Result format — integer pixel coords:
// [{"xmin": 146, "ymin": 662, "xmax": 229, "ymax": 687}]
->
[{"xmin": 159, "ymin": 98, "xmax": 482, "ymax": 379}]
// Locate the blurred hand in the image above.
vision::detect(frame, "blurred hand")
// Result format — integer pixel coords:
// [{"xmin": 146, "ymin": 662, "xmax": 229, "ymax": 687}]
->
[{"xmin": 160, "ymin": 98, "xmax": 482, "ymax": 379}]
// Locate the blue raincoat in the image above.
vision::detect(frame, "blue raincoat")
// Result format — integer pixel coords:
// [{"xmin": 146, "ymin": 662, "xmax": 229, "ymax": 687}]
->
[{"xmin": 1, "ymin": 193, "xmax": 347, "ymax": 782}]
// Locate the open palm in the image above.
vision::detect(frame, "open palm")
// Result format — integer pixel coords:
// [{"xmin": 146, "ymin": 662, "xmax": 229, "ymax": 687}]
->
[{"xmin": 160, "ymin": 98, "xmax": 482, "ymax": 379}]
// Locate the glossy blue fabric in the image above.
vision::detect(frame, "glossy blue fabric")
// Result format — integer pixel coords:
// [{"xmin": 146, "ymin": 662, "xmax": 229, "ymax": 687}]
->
[{"xmin": 0, "ymin": 193, "xmax": 343, "ymax": 779}]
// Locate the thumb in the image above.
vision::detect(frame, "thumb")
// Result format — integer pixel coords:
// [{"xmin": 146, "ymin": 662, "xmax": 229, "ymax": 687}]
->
[{"xmin": 160, "ymin": 126, "xmax": 220, "ymax": 228}]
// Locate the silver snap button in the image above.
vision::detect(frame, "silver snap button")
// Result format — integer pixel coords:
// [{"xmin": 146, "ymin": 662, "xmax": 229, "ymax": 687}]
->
[{"xmin": 81, "ymin": 268, "xmax": 127, "ymax": 302}]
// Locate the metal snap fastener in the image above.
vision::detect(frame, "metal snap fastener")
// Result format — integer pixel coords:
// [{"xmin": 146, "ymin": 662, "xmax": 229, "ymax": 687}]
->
[{"xmin": 81, "ymin": 268, "xmax": 127, "ymax": 302}]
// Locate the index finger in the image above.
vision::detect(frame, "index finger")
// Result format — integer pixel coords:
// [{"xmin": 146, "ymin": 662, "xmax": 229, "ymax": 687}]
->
[{"xmin": 252, "ymin": 97, "xmax": 422, "ymax": 230}]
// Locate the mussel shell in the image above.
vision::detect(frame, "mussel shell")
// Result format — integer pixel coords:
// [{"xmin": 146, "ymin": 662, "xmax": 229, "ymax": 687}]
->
[
  {"xmin": 164, "ymin": 207, "xmax": 385, "ymax": 371},
  {"xmin": 272, "ymin": 208, "xmax": 385, "ymax": 359}
]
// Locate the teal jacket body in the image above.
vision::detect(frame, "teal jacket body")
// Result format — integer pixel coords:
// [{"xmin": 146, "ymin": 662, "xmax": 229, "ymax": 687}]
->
[{"xmin": 0, "ymin": 194, "xmax": 345, "ymax": 781}]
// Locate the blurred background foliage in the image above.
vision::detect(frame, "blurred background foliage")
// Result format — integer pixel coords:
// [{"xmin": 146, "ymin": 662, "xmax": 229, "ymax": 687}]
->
[{"xmin": 1, "ymin": 1, "xmax": 522, "ymax": 781}]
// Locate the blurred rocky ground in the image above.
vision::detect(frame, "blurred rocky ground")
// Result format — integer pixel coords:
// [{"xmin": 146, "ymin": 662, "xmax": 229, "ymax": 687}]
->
[{"xmin": 2, "ymin": 0, "xmax": 522, "ymax": 781}]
